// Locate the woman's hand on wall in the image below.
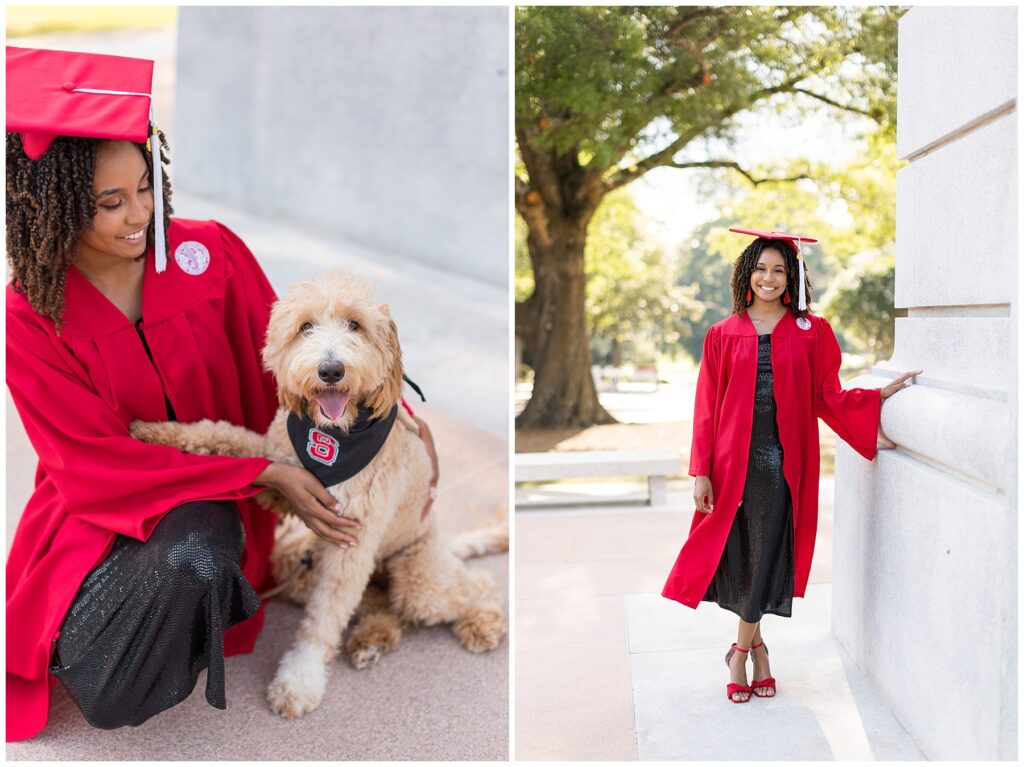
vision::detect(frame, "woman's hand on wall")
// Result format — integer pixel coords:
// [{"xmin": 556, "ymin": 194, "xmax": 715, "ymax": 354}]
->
[
  {"xmin": 877, "ymin": 369, "xmax": 922, "ymax": 450},
  {"xmin": 880, "ymin": 369, "xmax": 923, "ymax": 400}
]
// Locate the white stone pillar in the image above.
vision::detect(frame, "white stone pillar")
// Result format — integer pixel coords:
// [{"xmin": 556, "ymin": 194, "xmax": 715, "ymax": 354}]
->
[{"xmin": 831, "ymin": 6, "xmax": 1017, "ymax": 760}]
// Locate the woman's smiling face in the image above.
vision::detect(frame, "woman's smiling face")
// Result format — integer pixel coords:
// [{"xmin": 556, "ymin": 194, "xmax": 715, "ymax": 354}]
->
[
  {"xmin": 750, "ymin": 246, "xmax": 788, "ymax": 305},
  {"xmin": 76, "ymin": 140, "xmax": 153, "ymax": 263}
]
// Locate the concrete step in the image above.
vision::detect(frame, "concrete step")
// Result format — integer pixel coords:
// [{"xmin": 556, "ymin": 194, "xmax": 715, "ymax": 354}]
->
[{"xmin": 628, "ymin": 586, "xmax": 924, "ymax": 761}]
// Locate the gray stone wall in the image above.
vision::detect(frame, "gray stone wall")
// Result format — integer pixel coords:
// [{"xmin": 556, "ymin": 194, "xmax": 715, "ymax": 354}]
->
[
  {"xmin": 831, "ymin": 7, "xmax": 1017, "ymax": 759},
  {"xmin": 174, "ymin": 7, "xmax": 508, "ymax": 285}
]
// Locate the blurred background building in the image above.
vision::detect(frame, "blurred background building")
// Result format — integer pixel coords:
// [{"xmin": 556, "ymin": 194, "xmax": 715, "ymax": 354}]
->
[{"xmin": 175, "ymin": 7, "xmax": 508, "ymax": 287}]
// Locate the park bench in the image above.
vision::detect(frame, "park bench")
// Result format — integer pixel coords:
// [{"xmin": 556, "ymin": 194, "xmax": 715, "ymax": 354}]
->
[
  {"xmin": 515, "ymin": 449, "xmax": 681, "ymax": 508},
  {"xmin": 631, "ymin": 364, "xmax": 659, "ymax": 386}
]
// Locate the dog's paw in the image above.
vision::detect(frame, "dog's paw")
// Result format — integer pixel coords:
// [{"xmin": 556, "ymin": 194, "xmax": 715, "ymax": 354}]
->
[
  {"xmin": 345, "ymin": 613, "xmax": 402, "ymax": 669},
  {"xmin": 454, "ymin": 607, "xmax": 507, "ymax": 653},
  {"xmin": 349, "ymin": 644, "xmax": 383, "ymax": 670},
  {"xmin": 266, "ymin": 645, "xmax": 328, "ymax": 719}
]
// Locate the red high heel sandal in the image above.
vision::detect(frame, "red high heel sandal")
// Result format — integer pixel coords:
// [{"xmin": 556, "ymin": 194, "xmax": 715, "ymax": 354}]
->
[
  {"xmin": 724, "ymin": 643, "xmax": 752, "ymax": 703},
  {"xmin": 750, "ymin": 641, "xmax": 777, "ymax": 697}
]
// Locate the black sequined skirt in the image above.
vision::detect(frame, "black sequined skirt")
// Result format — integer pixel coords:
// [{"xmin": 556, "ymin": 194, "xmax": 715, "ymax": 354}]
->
[
  {"xmin": 49, "ymin": 501, "xmax": 261, "ymax": 730},
  {"xmin": 703, "ymin": 334, "xmax": 795, "ymax": 622}
]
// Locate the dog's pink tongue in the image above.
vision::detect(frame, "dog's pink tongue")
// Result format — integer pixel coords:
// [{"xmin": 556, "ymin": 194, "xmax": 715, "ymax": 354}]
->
[{"xmin": 315, "ymin": 392, "xmax": 350, "ymax": 421}]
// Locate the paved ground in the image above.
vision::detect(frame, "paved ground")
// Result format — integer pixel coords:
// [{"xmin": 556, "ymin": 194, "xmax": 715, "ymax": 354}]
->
[
  {"xmin": 8, "ymin": 402, "xmax": 508, "ymax": 759},
  {"xmin": 514, "ymin": 480, "xmax": 924, "ymax": 761},
  {"xmin": 514, "ymin": 374, "xmax": 922, "ymax": 760}
]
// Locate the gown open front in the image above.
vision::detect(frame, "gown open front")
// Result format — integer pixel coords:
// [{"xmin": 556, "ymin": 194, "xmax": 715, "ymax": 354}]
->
[{"xmin": 702, "ymin": 334, "xmax": 795, "ymax": 622}]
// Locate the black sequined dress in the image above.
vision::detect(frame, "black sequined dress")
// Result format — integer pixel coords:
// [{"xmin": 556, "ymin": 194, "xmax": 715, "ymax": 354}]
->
[
  {"xmin": 702, "ymin": 333, "xmax": 795, "ymax": 622},
  {"xmin": 48, "ymin": 501, "xmax": 260, "ymax": 730}
]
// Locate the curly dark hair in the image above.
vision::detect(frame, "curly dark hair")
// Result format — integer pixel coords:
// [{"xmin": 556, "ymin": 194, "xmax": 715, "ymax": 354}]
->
[
  {"xmin": 729, "ymin": 237, "xmax": 812, "ymax": 317},
  {"xmin": 6, "ymin": 130, "xmax": 173, "ymax": 330}
]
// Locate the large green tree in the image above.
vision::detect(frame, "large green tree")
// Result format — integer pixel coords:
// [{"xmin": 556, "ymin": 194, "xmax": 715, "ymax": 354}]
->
[
  {"xmin": 515, "ymin": 5, "xmax": 900, "ymax": 428},
  {"xmin": 517, "ymin": 190, "xmax": 700, "ymax": 373}
]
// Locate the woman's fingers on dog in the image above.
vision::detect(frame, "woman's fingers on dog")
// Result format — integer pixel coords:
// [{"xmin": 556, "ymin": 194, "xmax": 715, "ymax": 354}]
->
[
  {"xmin": 303, "ymin": 511, "xmax": 358, "ymax": 547},
  {"xmin": 298, "ymin": 472, "xmax": 362, "ymax": 527},
  {"xmin": 306, "ymin": 517, "xmax": 355, "ymax": 547}
]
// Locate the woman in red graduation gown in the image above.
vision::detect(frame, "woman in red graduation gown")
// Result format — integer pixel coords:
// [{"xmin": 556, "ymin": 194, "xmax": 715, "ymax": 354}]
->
[
  {"xmin": 5, "ymin": 47, "xmax": 437, "ymax": 741},
  {"xmin": 661, "ymin": 230, "xmax": 921, "ymax": 704}
]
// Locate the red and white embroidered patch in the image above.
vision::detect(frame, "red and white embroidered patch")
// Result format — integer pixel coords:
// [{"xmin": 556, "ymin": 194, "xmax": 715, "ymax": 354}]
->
[
  {"xmin": 306, "ymin": 428, "xmax": 340, "ymax": 466},
  {"xmin": 174, "ymin": 240, "xmax": 210, "ymax": 276}
]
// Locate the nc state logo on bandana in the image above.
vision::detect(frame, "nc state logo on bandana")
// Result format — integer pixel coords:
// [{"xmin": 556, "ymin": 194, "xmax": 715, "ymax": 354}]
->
[
  {"xmin": 286, "ymin": 406, "xmax": 398, "ymax": 487},
  {"xmin": 174, "ymin": 241, "xmax": 210, "ymax": 276},
  {"xmin": 306, "ymin": 428, "xmax": 340, "ymax": 466}
]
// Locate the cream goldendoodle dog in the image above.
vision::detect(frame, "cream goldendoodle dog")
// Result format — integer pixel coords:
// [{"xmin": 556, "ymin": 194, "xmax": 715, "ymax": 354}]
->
[{"xmin": 131, "ymin": 269, "xmax": 507, "ymax": 719}]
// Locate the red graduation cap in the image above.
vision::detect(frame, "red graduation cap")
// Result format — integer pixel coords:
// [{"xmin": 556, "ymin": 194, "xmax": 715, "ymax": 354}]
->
[
  {"xmin": 729, "ymin": 227, "xmax": 817, "ymax": 311},
  {"xmin": 6, "ymin": 46, "xmax": 168, "ymax": 272}
]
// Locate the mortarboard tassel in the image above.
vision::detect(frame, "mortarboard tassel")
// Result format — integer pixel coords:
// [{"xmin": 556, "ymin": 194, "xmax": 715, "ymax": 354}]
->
[
  {"xmin": 148, "ymin": 109, "xmax": 166, "ymax": 273},
  {"xmin": 796, "ymin": 237, "xmax": 806, "ymax": 311}
]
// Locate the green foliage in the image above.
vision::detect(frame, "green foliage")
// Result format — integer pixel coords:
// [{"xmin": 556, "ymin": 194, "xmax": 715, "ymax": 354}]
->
[
  {"xmin": 678, "ymin": 130, "xmax": 902, "ymax": 361},
  {"xmin": 675, "ymin": 219, "xmax": 740, "ymax": 362},
  {"xmin": 583, "ymin": 191, "xmax": 701, "ymax": 364},
  {"xmin": 515, "ymin": 5, "xmax": 905, "ymax": 411},
  {"xmin": 516, "ymin": 6, "xmax": 902, "ymax": 176},
  {"xmin": 515, "ymin": 192, "xmax": 702, "ymax": 366},
  {"xmin": 820, "ymin": 248, "xmax": 896, "ymax": 359},
  {"xmin": 7, "ymin": 6, "xmax": 177, "ymax": 37},
  {"xmin": 514, "ymin": 213, "xmax": 533, "ymax": 303}
]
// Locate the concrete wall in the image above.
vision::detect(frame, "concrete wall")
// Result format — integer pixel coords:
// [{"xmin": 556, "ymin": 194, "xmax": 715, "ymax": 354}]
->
[
  {"xmin": 174, "ymin": 7, "xmax": 508, "ymax": 286},
  {"xmin": 831, "ymin": 7, "xmax": 1017, "ymax": 760}
]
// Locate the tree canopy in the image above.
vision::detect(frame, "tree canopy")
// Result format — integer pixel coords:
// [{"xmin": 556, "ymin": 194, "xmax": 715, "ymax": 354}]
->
[{"xmin": 515, "ymin": 5, "xmax": 902, "ymax": 428}]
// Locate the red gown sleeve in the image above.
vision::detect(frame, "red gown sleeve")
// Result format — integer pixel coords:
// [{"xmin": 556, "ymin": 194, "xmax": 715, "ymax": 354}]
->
[
  {"xmin": 6, "ymin": 314, "xmax": 273, "ymax": 542},
  {"xmin": 688, "ymin": 324, "xmax": 720, "ymax": 477},
  {"xmin": 814, "ymin": 318, "xmax": 881, "ymax": 461}
]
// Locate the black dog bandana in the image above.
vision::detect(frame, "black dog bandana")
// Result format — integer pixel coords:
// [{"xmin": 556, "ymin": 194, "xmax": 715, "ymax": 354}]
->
[{"xmin": 287, "ymin": 404, "xmax": 398, "ymax": 487}]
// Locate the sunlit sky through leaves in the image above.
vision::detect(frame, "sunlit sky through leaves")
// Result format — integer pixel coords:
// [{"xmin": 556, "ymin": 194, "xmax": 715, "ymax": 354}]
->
[{"xmin": 631, "ymin": 102, "xmax": 874, "ymax": 253}]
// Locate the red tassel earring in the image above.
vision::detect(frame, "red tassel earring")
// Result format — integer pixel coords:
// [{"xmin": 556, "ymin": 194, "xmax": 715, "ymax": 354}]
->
[
  {"xmin": 782, "ymin": 289, "xmax": 791, "ymax": 306},
  {"xmin": 745, "ymin": 288, "xmax": 753, "ymax": 305}
]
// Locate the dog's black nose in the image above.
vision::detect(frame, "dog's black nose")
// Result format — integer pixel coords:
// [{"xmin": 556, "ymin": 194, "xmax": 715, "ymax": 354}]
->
[{"xmin": 318, "ymin": 361, "xmax": 346, "ymax": 384}]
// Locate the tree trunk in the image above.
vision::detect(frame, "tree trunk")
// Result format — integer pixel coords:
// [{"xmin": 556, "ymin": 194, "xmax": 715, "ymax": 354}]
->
[
  {"xmin": 611, "ymin": 337, "xmax": 622, "ymax": 368},
  {"xmin": 516, "ymin": 218, "xmax": 616, "ymax": 429}
]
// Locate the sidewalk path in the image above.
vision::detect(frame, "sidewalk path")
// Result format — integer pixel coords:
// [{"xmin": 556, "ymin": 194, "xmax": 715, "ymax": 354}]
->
[{"xmin": 515, "ymin": 480, "xmax": 923, "ymax": 760}]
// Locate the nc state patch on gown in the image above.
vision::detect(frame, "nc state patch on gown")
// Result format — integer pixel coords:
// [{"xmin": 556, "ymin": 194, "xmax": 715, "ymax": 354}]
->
[
  {"xmin": 174, "ymin": 241, "xmax": 210, "ymax": 275},
  {"xmin": 287, "ymin": 405, "xmax": 397, "ymax": 487}
]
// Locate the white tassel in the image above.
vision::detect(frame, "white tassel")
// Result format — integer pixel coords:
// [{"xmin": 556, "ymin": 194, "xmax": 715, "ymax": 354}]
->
[
  {"xmin": 797, "ymin": 238, "xmax": 806, "ymax": 311},
  {"xmin": 149, "ymin": 111, "xmax": 166, "ymax": 273}
]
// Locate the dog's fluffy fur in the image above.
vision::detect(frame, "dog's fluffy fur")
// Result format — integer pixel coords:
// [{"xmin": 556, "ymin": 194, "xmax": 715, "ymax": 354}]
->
[{"xmin": 131, "ymin": 269, "xmax": 507, "ymax": 719}]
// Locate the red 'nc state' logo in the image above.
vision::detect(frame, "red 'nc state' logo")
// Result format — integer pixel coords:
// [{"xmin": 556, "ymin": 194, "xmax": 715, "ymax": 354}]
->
[{"xmin": 307, "ymin": 428, "xmax": 340, "ymax": 466}]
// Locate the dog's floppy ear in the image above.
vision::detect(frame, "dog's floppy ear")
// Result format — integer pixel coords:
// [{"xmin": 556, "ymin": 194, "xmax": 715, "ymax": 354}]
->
[
  {"xmin": 262, "ymin": 293, "xmax": 311, "ymax": 416},
  {"xmin": 261, "ymin": 295, "xmax": 293, "ymax": 377},
  {"xmin": 364, "ymin": 309, "xmax": 404, "ymax": 420}
]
